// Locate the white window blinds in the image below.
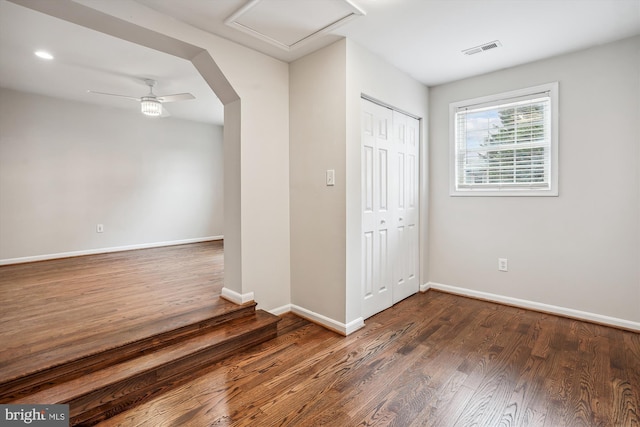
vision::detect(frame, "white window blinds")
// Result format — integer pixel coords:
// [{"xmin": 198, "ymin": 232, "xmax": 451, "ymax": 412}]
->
[{"xmin": 450, "ymin": 83, "xmax": 558, "ymax": 196}]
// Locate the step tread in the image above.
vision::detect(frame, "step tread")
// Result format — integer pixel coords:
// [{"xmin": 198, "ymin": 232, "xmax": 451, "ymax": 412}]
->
[
  {"xmin": 12, "ymin": 310, "xmax": 279, "ymax": 405},
  {"xmin": 0, "ymin": 298, "xmax": 256, "ymax": 384}
]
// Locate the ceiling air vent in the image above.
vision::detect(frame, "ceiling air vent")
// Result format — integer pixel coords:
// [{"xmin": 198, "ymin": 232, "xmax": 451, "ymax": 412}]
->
[{"xmin": 462, "ymin": 40, "xmax": 502, "ymax": 56}]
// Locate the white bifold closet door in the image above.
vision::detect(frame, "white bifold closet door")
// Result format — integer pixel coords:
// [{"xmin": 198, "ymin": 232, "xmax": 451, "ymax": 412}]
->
[{"xmin": 361, "ymin": 98, "xmax": 420, "ymax": 320}]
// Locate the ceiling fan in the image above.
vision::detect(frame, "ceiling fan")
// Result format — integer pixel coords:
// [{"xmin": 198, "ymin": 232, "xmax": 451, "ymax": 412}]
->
[{"xmin": 88, "ymin": 79, "xmax": 195, "ymax": 117}]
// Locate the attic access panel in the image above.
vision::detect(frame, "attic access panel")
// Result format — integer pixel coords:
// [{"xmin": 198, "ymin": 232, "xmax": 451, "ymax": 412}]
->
[{"xmin": 225, "ymin": 0, "xmax": 365, "ymax": 51}]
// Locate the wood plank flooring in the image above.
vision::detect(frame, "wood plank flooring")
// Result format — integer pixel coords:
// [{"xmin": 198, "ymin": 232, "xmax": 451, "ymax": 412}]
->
[
  {"xmin": 99, "ymin": 291, "xmax": 640, "ymax": 427},
  {"xmin": 0, "ymin": 241, "xmax": 226, "ymax": 385},
  {"xmin": 2, "ymin": 243, "xmax": 638, "ymax": 426}
]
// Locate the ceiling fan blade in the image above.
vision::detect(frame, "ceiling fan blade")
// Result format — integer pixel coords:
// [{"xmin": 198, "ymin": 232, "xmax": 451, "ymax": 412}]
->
[
  {"xmin": 87, "ymin": 90, "xmax": 140, "ymax": 101},
  {"xmin": 157, "ymin": 93, "xmax": 195, "ymax": 103}
]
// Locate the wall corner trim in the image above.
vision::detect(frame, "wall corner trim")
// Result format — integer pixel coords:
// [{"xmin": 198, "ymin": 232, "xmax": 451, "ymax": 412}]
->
[
  {"xmin": 220, "ymin": 287, "xmax": 255, "ymax": 305},
  {"xmin": 288, "ymin": 304, "xmax": 365, "ymax": 336},
  {"xmin": 268, "ymin": 304, "xmax": 292, "ymax": 316},
  {"xmin": 420, "ymin": 282, "xmax": 431, "ymax": 293},
  {"xmin": 427, "ymin": 282, "xmax": 640, "ymax": 332}
]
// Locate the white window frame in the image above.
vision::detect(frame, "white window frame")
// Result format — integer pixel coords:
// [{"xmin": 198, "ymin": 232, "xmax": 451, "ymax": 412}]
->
[{"xmin": 449, "ymin": 82, "xmax": 559, "ymax": 196}]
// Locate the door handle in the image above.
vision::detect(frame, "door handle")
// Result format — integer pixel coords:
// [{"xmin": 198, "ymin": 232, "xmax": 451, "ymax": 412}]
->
[
  {"xmin": 399, "ymin": 217, "xmax": 403, "ymax": 221},
  {"xmin": 380, "ymin": 220, "xmax": 386, "ymax": 225}
]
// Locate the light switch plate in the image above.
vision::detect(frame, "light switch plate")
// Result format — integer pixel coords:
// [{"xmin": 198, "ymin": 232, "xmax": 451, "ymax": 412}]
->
[{"xmin": 326, "ymin": 170, "xmax": 335, "ymax": 186}]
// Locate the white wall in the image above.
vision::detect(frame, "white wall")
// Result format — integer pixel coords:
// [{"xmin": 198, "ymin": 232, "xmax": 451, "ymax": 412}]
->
[
  {"xmin": 289, "ymin": 39, "xmax": 429, "ymax": 332},
  {"xmin": 0, "ymin": 88, "xmax": 223, "ymax": 261},
  {"xmin": 290, "ymin": 40, "xmax": 348, "ymax": 323},
  {"xmin": 428, "ymin": 36, "xmax": 640, "ymax": 324}
]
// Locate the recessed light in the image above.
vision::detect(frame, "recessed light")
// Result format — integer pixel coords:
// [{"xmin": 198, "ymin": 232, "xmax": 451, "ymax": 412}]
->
[{"xmin": 34, "ymin": 50, "xmax": 54, "ymax": 60}]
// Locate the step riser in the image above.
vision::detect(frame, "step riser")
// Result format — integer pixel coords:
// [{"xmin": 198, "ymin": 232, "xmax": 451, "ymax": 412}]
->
[
  {"xmin": 72, "ymin": 325, "xmax": 278, "ymax": 426},
  {"xmin": 4, "ymin": 305, "xmax": 280, "ymax": 427},
  {"xmin": 1, "ymin": 305, "xmax": 257, "ymax": 401}
]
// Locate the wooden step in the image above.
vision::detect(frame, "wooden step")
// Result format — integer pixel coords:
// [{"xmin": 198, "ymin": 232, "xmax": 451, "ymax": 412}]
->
[
  {"xmin": 0, "ymin": 300, "xmax": 258, "ymax": 401},
  {"xmin": 10, "ymin": 309, "xmax": 280, "ymax": 426}
]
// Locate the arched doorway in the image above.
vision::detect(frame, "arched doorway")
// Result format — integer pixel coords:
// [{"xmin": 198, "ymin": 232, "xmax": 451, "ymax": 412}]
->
[{"xmin": 8, "ymin": 0, "xmax": 243, "ymax": 292}]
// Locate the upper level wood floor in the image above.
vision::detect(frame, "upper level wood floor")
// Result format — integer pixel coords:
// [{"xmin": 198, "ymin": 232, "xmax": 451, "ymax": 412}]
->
[{"xmin": 0, "ymin": 241, "xmax": 225, "ymax": 385}]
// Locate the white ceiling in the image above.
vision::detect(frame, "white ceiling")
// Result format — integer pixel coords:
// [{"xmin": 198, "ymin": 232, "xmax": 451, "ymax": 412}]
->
[
  {"xmin": 138, "ymin": 0, "xmax": 640, "ymax": 85},
  {"xmin": 0, "ymin": 0, "xmax": 224, "ymax": 125},
  {"xmin": 1, "ymin": 0, "xmax": 639, "ymax": 125}
]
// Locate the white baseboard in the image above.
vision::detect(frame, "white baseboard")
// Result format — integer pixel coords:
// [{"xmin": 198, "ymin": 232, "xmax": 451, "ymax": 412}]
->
[
  {"xmin": 220, "ymin": 287, "xmax": 255, "ymax": 305},
  {"xmin": 0, "ymin": 236, "xmax": 224, "ymax": 266},
  {"xmin": 420, "ymin": 282, "xmax": 431, "ymax": 292},
  {"xmin": 427, "ymin": 281, "xmax": 640, "ymax": 332},
  {"xmin": 284, "ymin": 304, "xmax": 364, "ymax": 336},
  {"xmin": 268, "ymin": 304, "xmax": 292, "ymax": 316}
]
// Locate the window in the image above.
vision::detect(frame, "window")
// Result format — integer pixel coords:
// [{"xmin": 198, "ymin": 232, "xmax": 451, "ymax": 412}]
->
[{"xmin": 450, "ymin": 82, "xmax": 558, "ymax": 196}]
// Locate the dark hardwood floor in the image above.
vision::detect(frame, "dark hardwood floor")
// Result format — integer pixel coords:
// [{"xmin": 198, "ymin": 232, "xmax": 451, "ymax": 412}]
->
[
  {"xmin": 98, "ymin": 290, "xmax": 640, "ymax": 427},
  {"xmin": 0, "ymin": 241, "xmax": 226, "ymax": 385},
  {"xmin": 2, "ymin": 242, "xmax": 638, "ymax": 426}
]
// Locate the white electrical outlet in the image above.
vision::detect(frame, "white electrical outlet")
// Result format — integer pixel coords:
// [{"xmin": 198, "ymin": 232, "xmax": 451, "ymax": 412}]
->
[
  {"xmin": 96, "ymin": 224, "xmax": 104, "ymax": 233},
  {"xmin": 498, "ymin": 258, "xmax": 508, "ymax": 272}
]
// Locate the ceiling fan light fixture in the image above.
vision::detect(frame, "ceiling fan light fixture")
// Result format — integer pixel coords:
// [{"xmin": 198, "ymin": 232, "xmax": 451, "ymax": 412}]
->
[{"xmin": 141, "ymin": 98, "xmax": 162, "ymax": 116}]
